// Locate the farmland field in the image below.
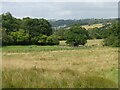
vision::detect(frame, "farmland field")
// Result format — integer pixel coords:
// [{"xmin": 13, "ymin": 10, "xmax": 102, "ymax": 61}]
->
[
  {"xmin": 82, "ymin": 24, "xmax": 104, "ymax": 30},
  {"xmin": 2, "ymin": 39, "xmax": 118, "ymax": 88}
]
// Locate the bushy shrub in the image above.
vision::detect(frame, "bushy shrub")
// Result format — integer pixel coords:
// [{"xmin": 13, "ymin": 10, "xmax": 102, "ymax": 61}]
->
[
  {"xmin": 88, "ymin": 28, "xmax": 102, "ymax": 39},
  {"xmin": 104, "ymin": 21, "xmax": 120, "ymax": 47},
  {"xmin": 46, "ymin": 35, "xmax": 59, "ymax": 45},
  {"xmin": 31, "ymin": 37, "xmax": 39, "ymax": 45},
  {"xmin": 10, "ymin": 29, "xmax": 29, "ymax": 45},
  {"xmin": 31, "ymin": 34, "xmax": 59, "ymax": 45},
  {"xmin": 37, "ymin": 34, "xmax": 47, "ymax": 45},
  {"xmin": 104, "ymin": 35, "xmax": 120, "ymax": 47}
]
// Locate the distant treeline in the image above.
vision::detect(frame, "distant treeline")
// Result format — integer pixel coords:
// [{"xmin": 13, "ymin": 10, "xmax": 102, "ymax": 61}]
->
[
  {"xmin": 49, "ymin": 18, "xmax": 117, "ymax": 27},
  {"xmin": 0, "ymin": 12, "xmax": 120, "ymax": 47},
  {"xmin": 53, "ymin": 20, "xmax": 120, "ymax": 47}
]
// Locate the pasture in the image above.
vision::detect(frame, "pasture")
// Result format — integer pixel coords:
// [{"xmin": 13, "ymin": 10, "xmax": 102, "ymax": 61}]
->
[
  {"xmin": 82, "ymin": 24, "xmax": 104, "ymax": 30},
  {"xmin": 2, "ymin": 39, "xmax": 118, "ymax": 88}
]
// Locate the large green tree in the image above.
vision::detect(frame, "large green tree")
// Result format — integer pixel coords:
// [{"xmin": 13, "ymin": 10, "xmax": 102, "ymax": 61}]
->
[
  {"xmin": 65, "ymin": 24, "xmax": 88, "ymax": 46},
  {"xmin": 21, "ymin": 18, "xmax": 52, "ymax": 44},
  {"xmin": 2, "ymin": 12, "xmax": 20, "ymax": 32}
]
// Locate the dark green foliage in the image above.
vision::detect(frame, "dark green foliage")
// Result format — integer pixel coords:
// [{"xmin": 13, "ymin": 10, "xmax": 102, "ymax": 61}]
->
[
  {"xmin": 10, "ymin": 29, "xmax": 29, "ymax": 45},
  {"xmin": 2, "ymin": 12, "xmax": 20, "ymax": 32},
  {"xmin": 65, "ymin": 24, "xmax": 88, "ymax": 46},
  {"xmin": 46, "ymin": 35, "xmax": 59, "ymax": 45},
  {"xmin": 104, "ymin": 35, "xmax": 120, "ymax": 47},
  {"xmin": 22, "ymin": 18, "xmax": 52, "ymax": 36},
  {"xmin": 31, "ymin": 34, "xmax": 47, "ymax": 45},
  {"xmin": 30, "ymin": 34, "xmax": 59, "ymax": 45},
  {"xmin": 88, "ymin": 24, "xmax": 111, "ymax": 39},
  {"xmin": 31, "ymin": 37, "xmax": 39, "ymax": 45},
  {"xmin": 1, "ymin": 12, "xmax": 56, "ymax": 46},
  {"xmin": 21, "ymin": 18, "xmax": 52, "ymax": 44},
  {"xmin": 37, "ymin": 34, "xmax": 47, "ymax": 45},
  {"xmin": 53, "ymin": 28, "xmax": 66, "ymax": 40},
  {"xmin": 104, "ymin": 21, "xmax": 120, "ymax": 47},
  {"xmin": 88, "ymin": 28, "xmax": 102, "ymax": 39},
  {"xmin": 2, "ymin": 28, "xmax": 14, "ymax": 45}
]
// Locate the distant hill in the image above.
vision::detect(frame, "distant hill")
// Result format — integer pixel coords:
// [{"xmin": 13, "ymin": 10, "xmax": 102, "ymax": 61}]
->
[{"xmin": 49, "ymin": 18, "xmax": 116, "ymax": 28}]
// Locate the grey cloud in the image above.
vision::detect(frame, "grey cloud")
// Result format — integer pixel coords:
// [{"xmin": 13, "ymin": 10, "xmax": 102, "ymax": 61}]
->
[{"xmin": 1, "ymin": 2, "xmax": 118, "ymax": 19}]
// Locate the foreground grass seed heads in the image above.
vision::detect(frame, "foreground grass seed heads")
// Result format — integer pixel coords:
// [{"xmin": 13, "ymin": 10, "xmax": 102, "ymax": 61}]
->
[{"xmin": 2, "ymin": 39, "xmax": 118, "ymax": 88}]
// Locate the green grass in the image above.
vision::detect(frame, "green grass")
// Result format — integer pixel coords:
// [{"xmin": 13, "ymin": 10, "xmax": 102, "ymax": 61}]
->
[
  {"xmin": 2, "ymin": 45, "xmax": 77, "ymax": 53},
  {"xmin": 2, "ymin": 45, "xmax": 93, "ymax": 53},
  {"xmin": 2, "ymin": 39, "xmax": 118, "ymax": 88},
  {"xmin": 2, "ymin": 39, "xmax": 104, "ymax": 53},
  {"xmin": 2, "ymin": 68, "xmax": 117, "ymax": 88}
]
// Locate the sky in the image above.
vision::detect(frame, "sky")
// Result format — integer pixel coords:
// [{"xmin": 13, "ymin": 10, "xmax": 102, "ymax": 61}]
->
[{"xmin": 0, "ymin": 0, "xmax": 119, "ymax": 19}]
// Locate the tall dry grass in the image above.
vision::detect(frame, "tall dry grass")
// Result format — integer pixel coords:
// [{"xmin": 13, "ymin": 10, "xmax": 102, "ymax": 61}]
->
[{"xmin": 2, "ymin": 39, "xmax": 118, "ymax": 88}]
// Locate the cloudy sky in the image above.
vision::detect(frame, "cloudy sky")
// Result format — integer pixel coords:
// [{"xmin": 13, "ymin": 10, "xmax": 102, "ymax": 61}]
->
[{"xmin": 1, "ymin": 0, "xmax": 119, "ymax": 19}]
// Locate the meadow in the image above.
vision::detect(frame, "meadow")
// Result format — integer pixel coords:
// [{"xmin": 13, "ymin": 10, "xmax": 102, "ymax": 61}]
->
[
  {"xmin": 2, "ymin": 39, "xmax": 118, "ymax": 88},
  {"xmin": 81, "ymin": 24, "xmax": 104, "ymax": 30}
]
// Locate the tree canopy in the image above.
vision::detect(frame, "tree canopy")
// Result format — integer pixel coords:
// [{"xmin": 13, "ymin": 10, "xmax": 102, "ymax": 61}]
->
[
  {"xmin": 1, "ymin": 12, "xmax": 57, "ymax": 46},
  {"xmin": 1, "ymin": 12, "xmax": 119, "ymax": 47},
  {"xmin": 104, "ymin": 21, "xmax": 120, "ymax": 47},
  {"xmin": 65, "ymin": 24, "xmax": 88, "ymax": 46}
]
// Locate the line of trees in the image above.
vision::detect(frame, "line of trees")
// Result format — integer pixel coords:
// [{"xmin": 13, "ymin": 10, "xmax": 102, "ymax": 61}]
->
[
  {"xmin": 104, "ymin": 21, "xmax": 120, "ymax": 47},
  {"xmin": 53, "ymin": 21, "xmax": 120, "ymax": 47},
  {"xmin": 49, "ymin": 19, "xmax": 116, "ymax": 27},
  {"xmin": 1, "ymin": 12, "xmax": 120, "ymax": 47},
  {"xmin": 87, "ymin": 21, "xmax": 120, "ymax": 47},
  {"xmin": 1, "ymin": 12, "xmax": 59, "ymax": 46},
  {"xmin": 1, "ymin": 12, "xmax": 89, "ymax": 47}
]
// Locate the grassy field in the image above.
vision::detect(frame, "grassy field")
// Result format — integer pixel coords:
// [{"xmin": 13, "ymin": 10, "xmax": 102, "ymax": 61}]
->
[
  {"xmin": 2, "ymin": 39, "xmax": 118, "ymax": 88},
  {"xmin": 82, "ymin": 24, "xmax": 104, "ymax": 30}
]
